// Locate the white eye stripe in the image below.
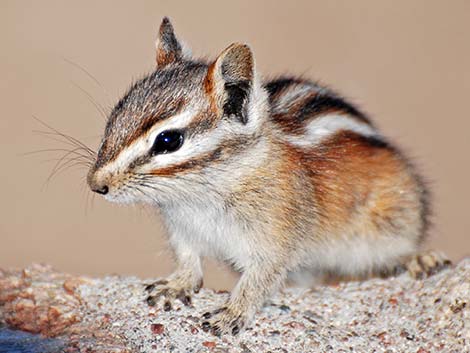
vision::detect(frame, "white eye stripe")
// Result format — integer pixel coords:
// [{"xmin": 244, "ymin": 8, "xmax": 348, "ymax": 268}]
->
[
  {"xmin": 100, "ymin": 109, "xmax": 229, "ymax": 175},
  {"xmin": 145, "ymin": 122, "xmax": 232, "ymax": 170},
  {"xmin": 97, "ymin": 110, "xmax": 194, "ymax": 175},
  {"xmin": 147, "ymin": 110, "xmax": 195, "ymax": 146}
]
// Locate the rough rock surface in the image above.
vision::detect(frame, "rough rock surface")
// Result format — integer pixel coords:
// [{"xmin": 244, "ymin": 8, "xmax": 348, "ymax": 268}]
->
[{"xmin": 0, "ymin": 260, "xmax": 469, "ymax": 352}]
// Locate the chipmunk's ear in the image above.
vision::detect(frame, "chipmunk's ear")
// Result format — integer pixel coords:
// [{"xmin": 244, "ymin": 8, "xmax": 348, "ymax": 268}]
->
[
  {"xmin": 155, "ymin": 17, "xmax": 188, "ymax": 68},
  {"xmin": 206, "ymin": 43, "xmax": 255, "ymax": 124}
]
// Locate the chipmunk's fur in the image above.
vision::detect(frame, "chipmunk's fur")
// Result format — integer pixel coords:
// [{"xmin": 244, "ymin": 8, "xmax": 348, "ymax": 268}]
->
[{"xmin": 87, "ymin": 18, "xmax": 450, "ymax": 336}]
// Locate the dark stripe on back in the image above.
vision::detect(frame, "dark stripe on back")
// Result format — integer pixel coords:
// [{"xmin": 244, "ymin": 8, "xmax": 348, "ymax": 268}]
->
[
  {"xmin": 298, "ymin": 94, "xmax": 370, "ymax": 124},
  {"xmin": 264, "ymin": 77, "xmax": 303, "ymax": 97},
  {"xmin": 359, "ymin": 135, "xmax": 390, "ymax": 149},
  {"xmin": 265, "ymin": 77, "xmax": 372, "ymax": 135},
  {"xmin": 321, "ymin": 130, "xmax": 391, "ymax": 151}
]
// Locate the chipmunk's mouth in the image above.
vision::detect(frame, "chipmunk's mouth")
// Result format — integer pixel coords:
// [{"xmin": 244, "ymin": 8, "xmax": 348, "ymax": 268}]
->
[{"xmin": 102, "ymin": 187, "xmax": 140, "ymax": 205}]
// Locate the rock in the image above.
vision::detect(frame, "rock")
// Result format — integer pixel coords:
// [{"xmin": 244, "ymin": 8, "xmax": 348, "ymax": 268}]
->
[
  {"xmin": 150, "ymin": 323, "xmax": 165, "ymax": 335},
  {"xmin": 0, "ymin": 260, "xmax": 469, "ymax": 352}
]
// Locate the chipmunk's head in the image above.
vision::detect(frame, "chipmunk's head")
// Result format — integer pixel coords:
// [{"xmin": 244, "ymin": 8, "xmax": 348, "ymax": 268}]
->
[{"xmin": 87, "ymin": 18, "xmax": 268, "ymax": 205}]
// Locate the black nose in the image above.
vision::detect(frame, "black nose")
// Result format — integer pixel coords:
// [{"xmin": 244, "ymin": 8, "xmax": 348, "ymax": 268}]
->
[{"xmin": 92, "ymin": 185, "xmax": 109, "ymax": 195}]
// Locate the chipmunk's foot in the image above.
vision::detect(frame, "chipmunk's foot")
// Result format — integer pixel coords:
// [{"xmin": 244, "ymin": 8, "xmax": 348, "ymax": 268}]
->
[
  {"xmin": 402, "ymin": 250, "xmax": 452, "ymax": 279},
  {"xmin": 144, "ymin": 277, "xmax": 202, "ymax": 310},
  {"xmin": 200, "ymin": 305, "xmax": 248, "ymax": 336}
]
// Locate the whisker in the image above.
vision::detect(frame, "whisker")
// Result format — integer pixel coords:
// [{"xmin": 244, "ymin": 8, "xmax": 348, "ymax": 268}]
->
[
  {"xmin": 81, "ymin": 177, "xmax": 94, "ymax": 216},
  {"xmin": 137, "ymin": 180, "xmax": 174, "ymax": 196},
  {"xmin": 46, "ymin": 157, "xmax": 91, "ymax": 185},
  {"xmin": 131, "ymin": 175, "xmax": 179, "ymax": 197},
  {"xmin": 22, "ymin": 148, "xmax": 94, "ymax": 162},
  {"xmin": 32, "ymin": 116, "xmax": 96, "ymax": 157},
  {"xmin": 63, "ymin": 57, "xmax": 111, "ymax": 100},
  {"xmin": 38, "ymin": 157, "xmax": 92, "ymax": 167},
  {"xmin": 48, "ymin": 147, "xmax": 93, "ymax": 176},
  {"xmin": 31, "ymin": 131, "xmax": 97, "ymax": 158},
  {"xmin": 131, "ymin": 185, "xmax": 161, "ymax": 205},
  {"xmin": 43, "ymin": 146, "xmax": 94, "ymax": 187},
  {"xmin": 134, "ymin": 172, "xmax": 224, "ymax": 199},
  {"xmin": 70, "ymin": 81, "xmax": 108, "ymax": 120},
  {"xmin": 33, "ymin": 130, "xmax": 86, "ymax": 150}
]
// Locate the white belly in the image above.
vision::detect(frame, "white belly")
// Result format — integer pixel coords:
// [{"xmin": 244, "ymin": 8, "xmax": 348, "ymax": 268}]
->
[{"xmin": 161, "ymin": 203, "xmax": 254, "ymax": 270}]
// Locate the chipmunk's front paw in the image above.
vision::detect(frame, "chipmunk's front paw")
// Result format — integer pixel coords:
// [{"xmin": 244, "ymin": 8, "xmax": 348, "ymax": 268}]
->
[
  {"xmin": 144, "ymin": 278, "xmax": 202, "ymax": 311},
  {"xmin": 200, "ymin": 306, "xmax": 248, "ymax": 336}
]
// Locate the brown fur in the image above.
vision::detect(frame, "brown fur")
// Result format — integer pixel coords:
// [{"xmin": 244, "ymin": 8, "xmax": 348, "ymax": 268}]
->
[{"xmin": 303, "ymin": 131, "xmax": 423, "ymax": 236}]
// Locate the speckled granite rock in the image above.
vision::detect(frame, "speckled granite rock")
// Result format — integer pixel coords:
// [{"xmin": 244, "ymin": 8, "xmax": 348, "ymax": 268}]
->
[{"xmin": 0, "ymin": 260, "xmax": 469, "ymax": 352}]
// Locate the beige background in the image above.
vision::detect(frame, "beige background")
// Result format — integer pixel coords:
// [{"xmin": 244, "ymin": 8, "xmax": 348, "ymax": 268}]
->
[{"xmin": 1, "ymin": 1, "xmax": 469, "ymax": 290}]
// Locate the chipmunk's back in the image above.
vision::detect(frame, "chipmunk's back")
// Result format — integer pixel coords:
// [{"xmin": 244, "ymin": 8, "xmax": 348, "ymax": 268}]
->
[
  {"xmin": 265, "ymin": 77, "xmax": 378, "ymax": 145},
  {"xmin": 259, "ymin": 77, "xmax": 431, "ymax": 279}
]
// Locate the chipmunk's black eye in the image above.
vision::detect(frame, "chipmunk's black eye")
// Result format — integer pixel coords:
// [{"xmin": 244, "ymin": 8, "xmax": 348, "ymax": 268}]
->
[{"xmin": 150, "ymin": 130, "xmax": 184, "ymax": 155}]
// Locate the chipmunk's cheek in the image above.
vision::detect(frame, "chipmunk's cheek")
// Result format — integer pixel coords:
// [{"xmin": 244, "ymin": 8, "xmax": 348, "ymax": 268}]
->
[
  {"xmin": 102, "ymin": 185, "xmax": 138, "ymax": 205},
  {"xmin": 102, "ymin": 189, "xmax": 121, "ymax": 203}
]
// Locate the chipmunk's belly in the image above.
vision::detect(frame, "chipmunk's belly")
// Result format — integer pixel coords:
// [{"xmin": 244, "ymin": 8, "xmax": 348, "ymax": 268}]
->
[
  {"xmin": 288, "ymin": 232, "xmax": 418, "ymax": 286},
  {"xmin": 163, "ymin": 204, "xmax": 254, "ymax": 269}
]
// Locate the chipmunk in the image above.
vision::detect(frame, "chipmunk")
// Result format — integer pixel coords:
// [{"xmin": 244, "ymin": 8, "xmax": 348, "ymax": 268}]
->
[{"xmin": 87, "ymin": 17, "xmax": 451, "ymax": 336}]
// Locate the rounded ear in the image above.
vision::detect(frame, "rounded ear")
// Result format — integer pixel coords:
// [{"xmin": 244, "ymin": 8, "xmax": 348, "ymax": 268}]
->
[
  {"xmin": 206, "ymin": 43, "xmax": 255, "ymax": 124},
  {"xmin": 155, "ymin": 17, "xmax": 184, "ymax": 68}
]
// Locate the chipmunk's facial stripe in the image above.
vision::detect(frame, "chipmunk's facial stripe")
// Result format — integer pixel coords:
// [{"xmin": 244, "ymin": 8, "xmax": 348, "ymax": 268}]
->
[
  {"xmin": 148, "ymin": 147, "xmax": 223, "ymax": 176},
  {"xmin": 100, "ymin": 105, "xmax": 252, "ymax": 182},
  {"xmin": 96, "ymin": 97, "xmax": 186, "ymax": 168},
  {"xmin": 97, "ymin": 110, "xmax": 197, "ymax": 176},
  {"xmin": 185, "ymin": 109, "xmax": 219, "ymax": 135},
  {"xmin": 147, "ymin": 136, "xmax": 250, "ymax": 176},
  {"xmin": 127, "ymin": 98, "xmax": 186, "ymax": 146}
]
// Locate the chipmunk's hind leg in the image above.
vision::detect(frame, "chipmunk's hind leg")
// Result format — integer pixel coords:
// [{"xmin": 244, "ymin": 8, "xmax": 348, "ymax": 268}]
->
[{"xmin": 397, "ymin": 250, "xmax": 452, "ymax": 279}]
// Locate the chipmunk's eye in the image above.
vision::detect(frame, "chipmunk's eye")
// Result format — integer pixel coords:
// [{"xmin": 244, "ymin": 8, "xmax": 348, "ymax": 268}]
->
[{"xmin": 150, "ymin": 130, "xmax": 184, "ymax": 155}]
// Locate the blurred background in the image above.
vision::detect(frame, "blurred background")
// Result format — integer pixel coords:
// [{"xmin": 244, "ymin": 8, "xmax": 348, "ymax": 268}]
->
[{"xmin": 1, "ymin": 1, "xmax": 469, "ymax": 290}]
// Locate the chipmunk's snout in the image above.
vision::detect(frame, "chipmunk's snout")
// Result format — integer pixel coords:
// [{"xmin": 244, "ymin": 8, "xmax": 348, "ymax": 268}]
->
[{"xmin": 87, "ymin": 170, "xmax": 109, "ymax": 195}]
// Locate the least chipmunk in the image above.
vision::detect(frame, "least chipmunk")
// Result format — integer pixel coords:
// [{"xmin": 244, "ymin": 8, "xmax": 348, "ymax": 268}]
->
[{"xmin": 87, "ymin": 18, "xmax": 450, "ymax": 336}]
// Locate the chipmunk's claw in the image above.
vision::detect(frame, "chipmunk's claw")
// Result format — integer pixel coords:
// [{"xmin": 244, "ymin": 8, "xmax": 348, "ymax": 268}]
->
[
  {"xmin": 144, "ymin": 279, "xmax": 196, "ymax": 310},
  {"xmin": 201, "ymin": 306, "xmax": 226, "ymax": 320},
  {"xmin": 200, "ymin": 306, "xmax": 245, "ymax": 336},
  {"xmin": 201, "ymin": 321, "xmax": 211, "ymax": 332},
  {"xmin": 144, "ymin": 279, "xmax": 168, "ymax": 293}
]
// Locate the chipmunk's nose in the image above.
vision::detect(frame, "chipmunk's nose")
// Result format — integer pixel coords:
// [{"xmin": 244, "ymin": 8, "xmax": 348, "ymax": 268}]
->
[
  {"xmin": 92, "ymin": 185, "xmax": 109, "ymax": 195},
  {"xmin": 87, "ymin": 170, "xmax": 109, "ymax": 195}
]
